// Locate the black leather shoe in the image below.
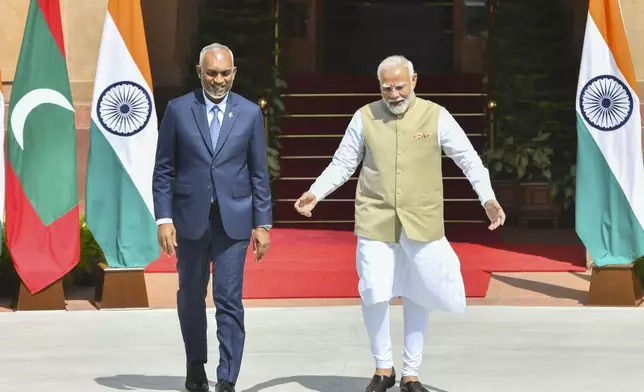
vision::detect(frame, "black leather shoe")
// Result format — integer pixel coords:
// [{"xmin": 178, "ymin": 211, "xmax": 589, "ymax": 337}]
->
[
  {"xmin": 215, "ymin": 380, "xmax": 236, "ymax": 392},
  {"xmin": 400, "ymin": 380, "xmax": 430, "ymax": 392},
  {"xmin": 365, "ymin": 367, "xmax": 396, "ymax": 392},
  {"xmin": 185, "ymin": 361, "xmax": 209, "ymax": 392}
]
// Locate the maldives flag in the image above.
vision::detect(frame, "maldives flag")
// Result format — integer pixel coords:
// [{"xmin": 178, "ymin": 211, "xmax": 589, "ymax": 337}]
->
[{"xmin": 7, "ymin": 0, "xmax": 80, "ymax": 294}]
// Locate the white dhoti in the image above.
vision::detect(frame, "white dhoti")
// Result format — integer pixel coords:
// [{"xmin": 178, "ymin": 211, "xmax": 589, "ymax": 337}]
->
[
  {"xmin": 357, "ymin": 228, "xmax": 466, "ymax": 312},
  {"xmin": 357, "ymin": 228, "xmax": 466, "ymax": 377}
]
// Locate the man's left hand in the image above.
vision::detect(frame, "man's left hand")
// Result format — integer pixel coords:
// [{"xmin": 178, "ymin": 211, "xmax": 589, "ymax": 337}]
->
[
  {"xmin": 484, "ymin": 200, "xmax": 506, "ymax": 231},
  {"xmin": 252, "ymin": 228, "xmax": 271, "ymax": 262}
]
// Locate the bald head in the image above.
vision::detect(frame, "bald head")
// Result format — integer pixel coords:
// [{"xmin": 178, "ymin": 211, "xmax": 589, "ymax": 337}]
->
[
  {"xmin": 377, "ymin": 55, "xmax": 417, "ymax": 115},
  {"xmin": 196, "ymin": 43, "xmax": 237, "ymax": 102}
]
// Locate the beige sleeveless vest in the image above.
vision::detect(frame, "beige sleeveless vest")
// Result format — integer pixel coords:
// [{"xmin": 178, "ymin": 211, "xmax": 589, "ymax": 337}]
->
[{"xmin": 354, "ymin": 96, "xmax": 444, "ymax": 243}]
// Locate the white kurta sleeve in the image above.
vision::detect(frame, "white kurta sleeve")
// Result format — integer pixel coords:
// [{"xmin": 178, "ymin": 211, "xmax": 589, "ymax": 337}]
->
[
  {"xmin": 438, "ymin": 107, "xmax": 496, "ymax": 206},
  {"xmin": 308, "ymin": 110, "xmax": 365, "ymax": 201}
]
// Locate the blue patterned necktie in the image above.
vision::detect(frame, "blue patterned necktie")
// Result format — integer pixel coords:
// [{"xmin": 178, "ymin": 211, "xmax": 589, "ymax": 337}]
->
[
  {"xmin": 210, "ymin": 105, "xmax": 221, "ymax": 152},
  {"xmin": 209, "ymin": 105, "xmax": 220, "ymax": 202}
]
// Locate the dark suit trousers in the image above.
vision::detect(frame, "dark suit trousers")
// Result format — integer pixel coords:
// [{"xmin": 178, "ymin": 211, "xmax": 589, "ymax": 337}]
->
[{"xmin": 176, "ymin": 202, "xmax": 249, "ymax": 384}]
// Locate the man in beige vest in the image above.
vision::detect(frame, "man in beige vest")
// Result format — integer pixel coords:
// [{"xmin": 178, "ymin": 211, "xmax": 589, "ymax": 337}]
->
[{"xmin": 294, "ymin": 55, "xmax": 505, "ymax": 392}]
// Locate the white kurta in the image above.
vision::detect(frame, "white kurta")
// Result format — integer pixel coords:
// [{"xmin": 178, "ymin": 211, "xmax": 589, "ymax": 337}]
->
[{"xmin": 308, "ymin": 106, "xmax": 496, "ymax": 312}]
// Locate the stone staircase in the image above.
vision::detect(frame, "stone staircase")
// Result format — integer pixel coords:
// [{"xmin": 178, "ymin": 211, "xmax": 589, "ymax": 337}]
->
[{"xmin": 272, "ymin": 73, "xmax": 496, "ymax": 242}]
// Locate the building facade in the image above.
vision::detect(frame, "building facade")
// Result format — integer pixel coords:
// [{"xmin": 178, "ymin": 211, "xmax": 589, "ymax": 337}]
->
[{"xmin": 1, "ymin": 0, "xmax": 643, "ymax": 213}]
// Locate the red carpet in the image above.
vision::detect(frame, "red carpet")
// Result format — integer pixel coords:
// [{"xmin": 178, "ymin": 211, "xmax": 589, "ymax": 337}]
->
[{"xmin": 145, "ymin": 229, "xmax": 586, "ymax": 298}]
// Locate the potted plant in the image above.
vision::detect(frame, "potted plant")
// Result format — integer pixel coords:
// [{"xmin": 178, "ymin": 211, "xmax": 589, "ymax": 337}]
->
[
  {"xmin": 485, "ymin": 0, "xmax": 580, "ymax": 227},
  {"xmin": 484, "ymin": 121, "xmax": 561, "ymax": 226}
]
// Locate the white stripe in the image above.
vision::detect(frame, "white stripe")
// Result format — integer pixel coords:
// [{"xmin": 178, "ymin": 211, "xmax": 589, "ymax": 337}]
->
[
  {"xmin": 89, "ymin": 12, "xmax": 157, "ymax": 215},
  {"xmin": 576, "ymin": 15, "xmax": 644, "ymax": 229}
]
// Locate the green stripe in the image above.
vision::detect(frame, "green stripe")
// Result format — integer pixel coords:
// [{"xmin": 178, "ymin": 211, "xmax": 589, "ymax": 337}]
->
[
  {"xmin": 7, "ymin": 1, "xmax": 77, "ymax": 226},
  {"xmin": 85, "ymin": 122, "xmax": 159, "ymax": 267},
  {"xmin": 575, "ymin": 114, "xmax": 644, "ymax": 266}
]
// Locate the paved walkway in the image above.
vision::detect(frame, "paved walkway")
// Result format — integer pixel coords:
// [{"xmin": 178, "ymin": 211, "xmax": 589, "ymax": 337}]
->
[{"xmin": 1, "ymin": 305, "xmax": 643, "ymax": 391}]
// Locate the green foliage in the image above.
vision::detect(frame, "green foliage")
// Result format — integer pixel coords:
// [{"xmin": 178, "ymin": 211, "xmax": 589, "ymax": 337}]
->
[
  {"xmin": 484, "ymin": 0, "xmax": 580, "ymax": 209},
  {"xmin": 187, "ymin": 0, "xmax": 287, "ymax": 181},
  {"xmin": 0, "ymin": 230, "xmax": 16, "ymax": 296},
  {"xmin": 78, "ymin": 215, "xmax": 103, "ymax": 271},
  {"xmin": 635, "ymin": 255, "xmax": 644, "ymax": 289}
]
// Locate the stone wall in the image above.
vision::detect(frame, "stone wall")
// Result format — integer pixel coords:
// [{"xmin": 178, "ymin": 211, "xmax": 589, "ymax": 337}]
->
[
  {"xmin": 622, "ymin": 0, "xmax": 644, "ymax": 94},
  {"xmin": 0, "ymin": 0, "xmax": 643, "ymax": 209}
]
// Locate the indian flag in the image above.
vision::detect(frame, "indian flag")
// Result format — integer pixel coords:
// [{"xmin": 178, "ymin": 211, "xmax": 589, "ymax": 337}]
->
[
  {"xmin": 85, "ymin": 0, "xmax": 160, "ymax": 268},
  {"xmin": 575, "ymin": 0, "xmax": 644, "ymax": 266}
]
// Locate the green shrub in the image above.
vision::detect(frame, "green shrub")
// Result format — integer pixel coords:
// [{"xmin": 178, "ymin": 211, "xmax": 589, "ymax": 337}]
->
[{"xmin": 635, "ymin": 256, "xmax": 644, "ymax": 288}]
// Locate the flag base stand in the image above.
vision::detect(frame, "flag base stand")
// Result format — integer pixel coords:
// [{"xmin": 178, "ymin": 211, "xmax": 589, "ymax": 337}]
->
[
  {"xmin": 14, "ymin": 280, "xmax": 66, "ymax": 311},
  {"xmin": 587, "ymin": 263, "xmax": 643, "ymax": 306},
  {"xmin": 93, "ymin": 262, "xmax": 149, "ymax": 309}
]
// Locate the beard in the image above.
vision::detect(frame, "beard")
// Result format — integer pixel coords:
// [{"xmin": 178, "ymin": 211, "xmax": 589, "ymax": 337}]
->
[
  {"xmin": 203, "ymin": 80, "xmax": 234, "ymax": 101},
  {"xmin": 384, "ymin": 91, "xmax": 415, "ymax": 115}
]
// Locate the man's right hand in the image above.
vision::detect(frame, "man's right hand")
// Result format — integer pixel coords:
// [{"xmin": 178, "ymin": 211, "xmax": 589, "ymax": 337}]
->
[
  {"xmin": 294, "ymin": 191, "xmax": 318, "ymax": 217},
  {"xmin": 158, "ymin": 223, "xmax": 178, "ymax": 256}
]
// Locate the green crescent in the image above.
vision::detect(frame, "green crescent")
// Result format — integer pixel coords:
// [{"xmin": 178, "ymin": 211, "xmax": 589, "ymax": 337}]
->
[{"xmin": 10, "ymin": 88, "xmax": 75, "ymax": 150}]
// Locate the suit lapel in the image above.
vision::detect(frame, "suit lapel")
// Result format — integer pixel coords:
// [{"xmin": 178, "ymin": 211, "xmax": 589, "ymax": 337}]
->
[
  {"xmin": 214, "ymin": 93, "xmax": 239, "ymax": 157},
  {"xmin": 191, "ymin": 92, "xmax": 214, "ymax": 157}
]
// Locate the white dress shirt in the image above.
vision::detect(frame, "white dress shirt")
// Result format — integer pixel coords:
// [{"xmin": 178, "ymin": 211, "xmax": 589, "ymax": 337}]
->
[
  {"xmin": 204, "ymin": 90, "xmax": 228, "ymax": 131},
  {"xmin": 156, "ymin": 91, "xmax": 228, "ymax": 226},
  {"xmin": 308, "ymin": 106, "xmax": 496, "ymax": 206}
]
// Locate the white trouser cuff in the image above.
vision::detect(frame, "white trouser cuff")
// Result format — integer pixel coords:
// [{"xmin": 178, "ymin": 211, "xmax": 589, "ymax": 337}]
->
[
  {"xmin": 401, "ymin": 297, "xmax": 430, "ymax": 377},
  {"xmin": 362, "ymin": 301, "xmax": 393, "ymax": 369},
  {"xmin": 362, "ymin": 298, "xmax": 430, "ymax": 375}
]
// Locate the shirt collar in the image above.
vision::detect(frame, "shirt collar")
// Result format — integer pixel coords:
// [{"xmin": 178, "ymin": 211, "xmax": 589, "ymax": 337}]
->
[{"xmin": 203, "ymin": 90, "xmax": 229, "ymax": 113}]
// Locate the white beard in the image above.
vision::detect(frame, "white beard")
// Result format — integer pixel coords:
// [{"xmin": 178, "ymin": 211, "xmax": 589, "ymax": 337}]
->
[{"xmin": 384, "ymin": 91, "xmax": 414, "ymax": 115}]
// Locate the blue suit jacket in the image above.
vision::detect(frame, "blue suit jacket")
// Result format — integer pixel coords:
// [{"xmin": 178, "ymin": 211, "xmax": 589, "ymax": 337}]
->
[{"xmin": 152, "ymin": 89, "xmax": 272, "ymax": 240}]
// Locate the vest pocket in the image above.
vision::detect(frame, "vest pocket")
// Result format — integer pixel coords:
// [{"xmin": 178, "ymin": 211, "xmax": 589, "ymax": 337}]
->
[{"xmin": 415, "ymin": 195, "xmax": 443, "ymax": 208}]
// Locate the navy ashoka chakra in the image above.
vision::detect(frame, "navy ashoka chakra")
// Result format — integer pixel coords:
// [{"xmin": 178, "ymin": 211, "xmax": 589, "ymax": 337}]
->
[
  {"xmin": 97, "ymin": 81, "xmax": 152, "ymax": 136},
  {"xmin": 579, "ymin": 75, "xmax": 633, "ymax": 132}
]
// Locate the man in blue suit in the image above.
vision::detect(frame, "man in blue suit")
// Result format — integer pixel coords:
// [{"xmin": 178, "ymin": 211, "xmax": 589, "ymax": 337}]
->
[{"xmin": 153, "ymin": 42, "xmax": 272, "ymax": 392}]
